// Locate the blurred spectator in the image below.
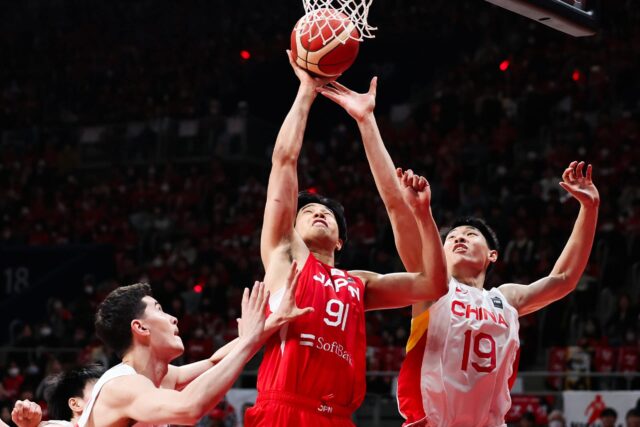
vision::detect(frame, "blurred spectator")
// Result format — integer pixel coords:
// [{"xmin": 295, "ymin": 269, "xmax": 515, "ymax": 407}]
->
[
  {"xmin": 600, "ymin": 407, "xmax": 618, "ymax": 427},
  {"xmin": 627, "ymin": 408, "xmax": 640, "ymax": 427},
  {"xmin": 519, "ymin": 411, "xmax": 536, "ymax": 427}
]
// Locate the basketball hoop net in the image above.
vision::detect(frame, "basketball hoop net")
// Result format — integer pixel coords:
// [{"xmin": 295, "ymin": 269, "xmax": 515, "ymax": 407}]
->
[{"xmin": 299, "ymin": 0, "xmax": 377, "ymax": 43}]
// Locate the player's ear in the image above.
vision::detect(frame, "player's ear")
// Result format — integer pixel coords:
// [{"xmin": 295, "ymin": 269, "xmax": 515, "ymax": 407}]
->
[
  {"xmin": 335, "ymin": 238, "xmax": 344, "ymax": 252},
  {"xmin": 488, "ymin": 249, "xmax": 498, "ymax": 264},
  {"xmin": 68, "ymin": 396, "xmax": 81, "ymax": 412},
  {"xmin": 131, "ymin": 319, "xmax": 150, "ymax": 337}
]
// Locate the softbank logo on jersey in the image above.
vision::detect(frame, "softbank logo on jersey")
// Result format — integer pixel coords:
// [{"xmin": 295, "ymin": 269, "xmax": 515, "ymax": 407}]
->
[
  {"xmin": 299, "ymin": 333, "xmax": 354, "ymax": 366},
  {"xmin": 313, "ymin": 269, "xmax": 361, "ymax": 301},
  {"xmin": 451, "ymin": 300, "xmax": 508, "ymax": 327}
]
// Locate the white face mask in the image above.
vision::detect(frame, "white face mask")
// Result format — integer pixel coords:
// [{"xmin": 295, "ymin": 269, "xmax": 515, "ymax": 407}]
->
[{"xmin": 548, "ymin": 421, "xmax": 564, "ymax": 427}]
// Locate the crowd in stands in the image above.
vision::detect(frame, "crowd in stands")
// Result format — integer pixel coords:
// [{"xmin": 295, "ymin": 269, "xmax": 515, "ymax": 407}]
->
[{"xmin": 1, "ymin": 0, "xmax": 640, "ymax": 424}]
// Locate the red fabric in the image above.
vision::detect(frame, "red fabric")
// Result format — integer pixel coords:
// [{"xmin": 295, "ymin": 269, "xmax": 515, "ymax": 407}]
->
[
  {"xmin": 617, "ymin": 346, "xmax": 638, "ymax": 372},
  {"xmin": 397, "ymin": 331, "xmax": 428, "ymax": 425},
  {"xmin": 593, "ymin": 345, "xmax": 616, "ymax": 373},
  {"xmin": 244, "ymin": 398, "xmax": 355, "ymax": 427},
  {"xmin": 250, "ymin": 253, "xmax": 366, "ymax": 424}
]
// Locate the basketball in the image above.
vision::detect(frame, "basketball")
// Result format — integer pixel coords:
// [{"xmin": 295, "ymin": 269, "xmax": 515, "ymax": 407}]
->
[{"xmin": 291, "ymin": 8, "xmax": 360, "ymax": 77}]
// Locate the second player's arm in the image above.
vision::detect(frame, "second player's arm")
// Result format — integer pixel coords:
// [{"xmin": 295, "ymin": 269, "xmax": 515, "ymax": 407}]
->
[
  {"xmin": 318, "ymin": 79, "xmax": 424, "ymax": 271},
  {"xmin": 500, "ymin": 161, "xmax": 600, "ymax": 316}
]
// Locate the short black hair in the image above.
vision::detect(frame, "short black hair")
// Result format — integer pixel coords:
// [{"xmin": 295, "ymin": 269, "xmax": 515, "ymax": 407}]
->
[
  {"xmin": 442, "ymin": 217, "xmax": 500, "ymax": 273},
  {"xmin": 95, "ymin": 283, "xmax": 152, "ymax": 357},
  {"xmin": 628, "ymin": 408, "xmax": 640, "ymax": 420},
  {"xmin": 46, "ymin": 365, "xmax": 104, "ymax": 420},
  {"xmin": 601, "ymin": 407, "xmax": 617, "ymax": 418},
  {"xmin": 297, "ymin": 191, "xmax": 348, "ymax": 243}
]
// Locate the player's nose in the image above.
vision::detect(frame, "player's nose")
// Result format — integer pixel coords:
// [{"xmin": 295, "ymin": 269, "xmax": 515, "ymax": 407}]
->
[
  {"xmin": 454, "ymin": 235, "xmax": 467, "ymax": 243},
  {"xmin": 313, "ymin": 210, "xmax": 326, "ymax": 218}
]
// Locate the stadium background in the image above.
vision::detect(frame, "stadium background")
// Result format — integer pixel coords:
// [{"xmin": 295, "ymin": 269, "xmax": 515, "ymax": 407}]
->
[{"xmin": 0, "ymin": 0, "xmax": 639, "ymax": 425}]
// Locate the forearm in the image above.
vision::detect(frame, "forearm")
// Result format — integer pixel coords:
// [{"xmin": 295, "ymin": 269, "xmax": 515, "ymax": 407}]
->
[
  {"xmin": 272, "ymin": 87, "xmax": 315, "ymax": 163},
  {"xmin": 357, "ymin": 114, "xmax": 404, "ymax": 204},
  {"xmin": 357, "ymin": 113, "xmax": 423, "ymax": 271},
  {"xmin": 414, "ymin": 211, "xmax": 448, "ymax": 298},
  {"xmin": 549, "ymin": 204, "xmax": 598, "ymax": 287},
  {"xmin": 180, "ymin": 338, "xmax": 258, "ymax": 417},
  {"xmin": 172, "ymin": 338, "xmax": 240, "ymax": 390}
]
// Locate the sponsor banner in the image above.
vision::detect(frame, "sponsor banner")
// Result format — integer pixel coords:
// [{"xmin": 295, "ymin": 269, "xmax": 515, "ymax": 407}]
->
[{"xmin": 563, "ymin": 391, "xmax": 640, "ymax": 426}]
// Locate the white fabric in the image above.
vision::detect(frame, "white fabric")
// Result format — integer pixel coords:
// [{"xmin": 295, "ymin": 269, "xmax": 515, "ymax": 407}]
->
[
  {"xmin": 76, "ymin": 363, "xmax": 167, "ymax": 427},
  {"xmin": 41, "ymin": 422, "xmax": 73, "ymax": 427},
  {"xmin": 298, "ymin": 1, "xmax": 377, "ymax": 43},
  {"xmin": 420, "ymin": 278, "xmax": 520, "ymax": 427}
]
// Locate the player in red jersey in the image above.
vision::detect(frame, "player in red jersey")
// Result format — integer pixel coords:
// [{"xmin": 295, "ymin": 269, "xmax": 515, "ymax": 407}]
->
[
  {"xmin": 318, "ymin": 78, "xmax": 600, "ymax": 426},
  {"xmin": 244, "ymin": 52, "xmax": 449, "ymax": 427}
]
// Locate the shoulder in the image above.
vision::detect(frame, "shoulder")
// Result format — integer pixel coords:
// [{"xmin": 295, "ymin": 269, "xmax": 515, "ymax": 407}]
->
[
  {"xmin": 99, "ymin": 373, "xmax": 155, "ymax": 406},
  {"xmin": 496, "ymin": 283, "xmax": 519, "ymax": 298}
]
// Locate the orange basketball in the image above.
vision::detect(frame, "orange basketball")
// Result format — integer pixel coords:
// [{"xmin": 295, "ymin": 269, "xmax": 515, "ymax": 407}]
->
[{"xmin": 291, "ymin": 8, "xmax": 360, "ymax": 77}]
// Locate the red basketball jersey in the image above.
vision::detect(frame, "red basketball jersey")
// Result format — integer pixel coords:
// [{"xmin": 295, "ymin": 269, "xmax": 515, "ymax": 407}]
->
[{"xmin": 256, "ymin": 253, "xmax": 367, "ymax": 411}]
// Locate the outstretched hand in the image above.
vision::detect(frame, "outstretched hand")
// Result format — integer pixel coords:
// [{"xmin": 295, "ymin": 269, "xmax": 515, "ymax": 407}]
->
[
  {"xmin": 11, "ymin": 400, "xmax": 42, "ymax": 427},
  {"xmin": 287, "ymin": 50, "xmax": 337, "ymax": 92},
  {"xmin": 397, "ymin": 168, "xmax": 432, "ymax": 215},
  {"xmin": 274, "ymin": 260, "xmax": 315, "ymax": 325},
  {"xmin": 559, "ymin": 161, "xmax": 600, "ymax": 208},
  {"xmin": 238, "ymin": 282, "xmax": 269, "ymax": 347},
  {"xmin": 316, "ymin": 77, "xmax": 377, "ymax": 122}
]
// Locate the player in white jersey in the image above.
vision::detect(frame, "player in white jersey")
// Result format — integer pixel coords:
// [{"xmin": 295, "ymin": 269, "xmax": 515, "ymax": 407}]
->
[
  {"xmin": 10, "ymin": 365, "xmax": 103, "ymax": 427},
  {"xmin": 318, "ymin": 79, "xmax": 600, "ymax": 426},
  {"xmin": 77, "ymin": 262, "xmax": 312, "ymax": 427}
]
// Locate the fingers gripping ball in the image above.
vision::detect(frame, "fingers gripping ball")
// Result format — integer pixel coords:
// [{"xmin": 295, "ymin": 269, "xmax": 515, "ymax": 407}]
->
[{"xmin": 291, "ymin": 8, "xmax": 360, "ymax": 77}]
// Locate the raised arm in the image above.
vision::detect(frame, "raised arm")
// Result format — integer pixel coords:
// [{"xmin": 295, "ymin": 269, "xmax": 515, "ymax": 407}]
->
[
  {"xmin": 166, "ymin": 263, "xmax": 313, "ymax": 390},
  {"xmin": 354, "ymin": 170, "xmax": 448, "ymax": 311},
  {"xmin": 99, "ymin": 283, "xmax": 269, "ymax": 425},
  {"xmin": 499, "ymin": 161, "xmax": 600, "ymax": 316},
  {"xmin": 260, "ymin": 51, "xmax": 334, "ymax": 280},
  {"xmin": 317, "ymin": 78, "xmax": 424, "ymax": 272}
]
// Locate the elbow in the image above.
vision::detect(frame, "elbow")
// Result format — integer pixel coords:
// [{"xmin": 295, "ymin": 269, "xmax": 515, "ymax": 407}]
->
[
  {"xmin": 272, "ymin": 146, "xmax": 297, "ymax": 165},
  {"xmin": 417, "ymin": 271, "xmax": 448, "ymax": 302},
  {"xmin": 548, "ymin": 272, "xmax": 578, "ymax": 298},
  {"xmin": 182, "ymin": 404, "xmax": 207, "ymax": 425},
  {"xmin": 432, "ymin": 274, "xmax": 449, "ymax": 300}
]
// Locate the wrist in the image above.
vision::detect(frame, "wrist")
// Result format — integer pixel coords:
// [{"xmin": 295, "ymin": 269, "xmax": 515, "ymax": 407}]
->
[
  {"xmin": 265, "ymin": 313, "xmax": 285, "ymax": 331},
  {"xmin": 298, "ymin": 84, "xmax": 318, "ymax": 100},
  {"xmin": 356, "ymin": 111, "xmax": 376, "ymax": 126}
]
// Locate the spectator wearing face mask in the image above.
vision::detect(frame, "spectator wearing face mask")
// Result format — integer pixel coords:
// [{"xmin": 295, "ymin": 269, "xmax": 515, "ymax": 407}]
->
[{"xmin": 3, "ymin": 363, "xmax": 24, "ymax": 400}]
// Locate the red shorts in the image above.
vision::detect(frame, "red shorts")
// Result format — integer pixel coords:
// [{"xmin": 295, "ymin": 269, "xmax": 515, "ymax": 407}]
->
[{"xmin": 244, "ymin": 391, "xmax": 356, "ymax": 427}]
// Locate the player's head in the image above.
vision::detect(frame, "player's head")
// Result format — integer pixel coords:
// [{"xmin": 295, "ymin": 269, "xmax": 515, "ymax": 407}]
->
[
  {"xmin": 46, "ymin": 365, "xmax": 103, "ymax": 420},
  {"xmin": 442, "ymin": 217, "xmax": 500, "ymax": 280},
  {"xmin": 626, "ymin": 408, "xmax": 640, "ymax": 427},
  {"xmin": 295, "ymin": 191, "xmax": 347, "ymax": 254},
  {"xmin": 95, "ymin": 283, "xmax": 184, "ymax": 360},
  {"xmin": 600, "ymin": 407, "xmax": 617, "ymax": 427}
]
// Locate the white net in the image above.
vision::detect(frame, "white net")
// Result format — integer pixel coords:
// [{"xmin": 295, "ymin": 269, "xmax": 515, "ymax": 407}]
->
[{"xmin": 298, "ymin": 0, "xmax": 376, "ymax": 44}]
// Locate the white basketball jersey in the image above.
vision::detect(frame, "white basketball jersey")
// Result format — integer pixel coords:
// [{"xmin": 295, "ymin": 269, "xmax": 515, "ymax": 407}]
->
[
  {"xmin": 76, "ymin": 363, "xmax": 167, "ymax": 427},
  {"xmin": 421, "ymin": 278, "xmax": 520, "ymax": 427}
]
